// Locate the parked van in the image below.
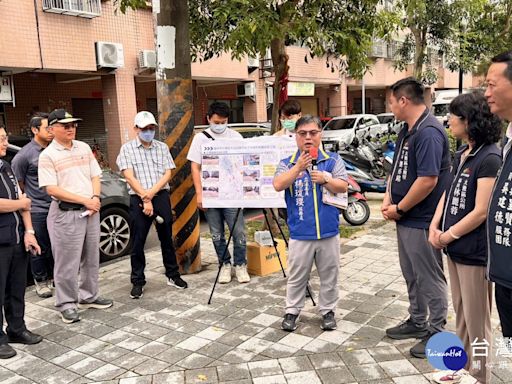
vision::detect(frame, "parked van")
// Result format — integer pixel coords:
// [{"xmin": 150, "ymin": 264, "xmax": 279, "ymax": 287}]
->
[{"xmin": 432, "ymin": 89, "xmax": 469, "ymax": 127}]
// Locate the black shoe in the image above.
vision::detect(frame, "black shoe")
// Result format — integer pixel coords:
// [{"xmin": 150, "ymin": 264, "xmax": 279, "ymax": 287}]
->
[
  {"xmin": 130, "ymin": 285, "xmax": 144, "ymax": 299},
  {"xmin": 0, "ymin": 344, "xmax": 16, "ymax": 359},
  {"xmin": 410, "ymin": 332, "xmax": 435, "ymax": 359},
  {"xmin": 61, "ymin": 308, "xmax": 80, "ymax": 324},
  {"xmin": 321, "ymin": 311, "xmax": 337, "ymax": 331},
  {"xmin": 168, "ymin": 276, "xmax": 188, "ymax": 289},
  {"xmin": 78, "ymin": 296, "xmax": 113, "ymax": 309},
  {"xmin": 386, "ymin": 318, "xmax": 428, "ymax": 340},
  {"xmin": 7, "ymin": 330, "xmax": 43, "ymax": 345},
  {"xmin": 281, "ymin": 313, "xmax": 299, "ymax": 332}
]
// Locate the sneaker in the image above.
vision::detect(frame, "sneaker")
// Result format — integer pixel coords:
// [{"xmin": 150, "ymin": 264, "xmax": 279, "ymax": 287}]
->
[
  {"xmin": 77, "ymin": 296, "xmax": 113, "ymax": 309},
  {"xmin": 410, "ymin": 332, "xmax": 435, "ymax": 359},
  {"xmin": 235, "ymin": 264, "xmax": 250, "ymax": 283},
  {"xmin": 168, "ymin": 276, "xmax": 188, "ymax": 289},
  {"xmin": 282, "ymin": 313, "xmax": 299, "ymax": 331},
  {"xmin": 386, "ymin": 318, "xmax": 429, "ymax": 340},
  {"xmin": 61, "ymin": 308, "xmax": 80, "ymax": 324},
  {"xmin": 130, "ymin": 285, "xmax": 144, "ymax": 299},
  {"xmin": 320, "ymin": 311, "xmax": 337, "ymax": 331},
  {"xmin": 219, "ymin": 263, "xmax": 232, "ymax": 284},
  {"xmin": 47, "ymin": 279, "xmax": 55, "ymax": 291},
  {"xmin": 34, "ymin": 280, "xmax": 52, "ymax": 298}
]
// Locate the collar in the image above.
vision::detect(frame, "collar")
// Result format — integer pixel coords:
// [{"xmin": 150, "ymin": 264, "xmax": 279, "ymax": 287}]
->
[
  {"xmin": 135, "ymin": 136, "xmax": 154, "ymax": 148},
  {"xmin": 30, "ymin": 139, "xmax": 45, "ymax": 151},
  {"xmin": 404, "ymin": 108, "xmax": 430, "ymax": 136},
  {"xmin": 507, "ymin": 123, "xmax": 512, "ymax": 140},
  {"xmin": 52, "ymin": 139, "xmax": 77, "ymax": 151},
  {"xmin": 455, "ymin": 143, "xmax": 485, "ymax": 159},
  {"xmin": 289, "ymin": 148, "xmax": 331, "ymax": 164}
]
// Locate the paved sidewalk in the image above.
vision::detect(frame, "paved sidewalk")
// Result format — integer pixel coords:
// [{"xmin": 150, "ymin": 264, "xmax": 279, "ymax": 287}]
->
[{"xmin": 3, "ymin": 222, "xmax": 512, "ymax": 384}]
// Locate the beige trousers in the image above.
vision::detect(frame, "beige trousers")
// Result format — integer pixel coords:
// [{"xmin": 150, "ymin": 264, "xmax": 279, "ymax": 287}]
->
[{"xmin": 448, "ymin": 258, "xmax": 492, "ymax": 383}]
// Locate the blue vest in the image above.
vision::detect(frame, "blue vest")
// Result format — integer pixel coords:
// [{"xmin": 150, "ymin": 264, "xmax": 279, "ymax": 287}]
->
[
  {"xmin": 442, "ymin": 144, "xmax": 501, "ymax": 266},
  {"xmin": 488, "ymin": 141, "xmax": 512, "ymax": 288},
  {"xmin": 0, "ymin": 161, "xmax": 23, "ymax": 246},
  {"xmin": 283, "ymin": 149, "xmax": 340, "ymax": 240}
]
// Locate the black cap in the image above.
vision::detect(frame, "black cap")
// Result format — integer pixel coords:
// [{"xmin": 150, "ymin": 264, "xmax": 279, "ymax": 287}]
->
[{"xmin": 48, "ymin": 109, "xmax": 82, "ymax": 126}]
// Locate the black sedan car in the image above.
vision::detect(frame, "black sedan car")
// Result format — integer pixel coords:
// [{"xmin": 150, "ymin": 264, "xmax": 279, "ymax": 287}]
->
[{"xmin": 6, "ymin": 143, "xmax": 132, "ymax": 261}]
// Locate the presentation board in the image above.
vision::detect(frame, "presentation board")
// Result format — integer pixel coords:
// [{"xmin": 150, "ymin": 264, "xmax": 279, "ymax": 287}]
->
[{"xmin": 201, "ymin": 136, "xmax": 297, "ymax": 208}]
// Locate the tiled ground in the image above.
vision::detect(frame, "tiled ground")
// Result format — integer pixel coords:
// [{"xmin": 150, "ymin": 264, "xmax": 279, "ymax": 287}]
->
[{"xmin": 3, "ymin": 222, "xmax": 512, "ymax": 383}]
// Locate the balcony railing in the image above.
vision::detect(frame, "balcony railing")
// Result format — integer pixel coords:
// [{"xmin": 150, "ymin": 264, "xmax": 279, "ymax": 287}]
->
[{"xmin": 43, "ymin": 0, "xmax": 101, "ymax": 18}]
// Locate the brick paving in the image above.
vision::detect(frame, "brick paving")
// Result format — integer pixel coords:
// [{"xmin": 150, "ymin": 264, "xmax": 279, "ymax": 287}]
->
[{"xmin": 2, "ymin": 221, "xmax": 512, "ymax": 383}]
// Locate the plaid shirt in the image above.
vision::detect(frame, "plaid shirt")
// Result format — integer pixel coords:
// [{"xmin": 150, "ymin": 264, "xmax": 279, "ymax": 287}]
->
[{"xmin": 116, "ymin": 137, "xmax": 175, "ymax": 195}]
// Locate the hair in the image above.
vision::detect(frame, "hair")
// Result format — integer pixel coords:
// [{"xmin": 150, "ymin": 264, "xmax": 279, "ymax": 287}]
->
[
  {"xmin": 279, "ymin": 100, "xmax": 301, "ymax": 117},
  {"xmin": 295, "ymin": 115, "xmax": 322, "ymax": 131},
  {"xmin": 491, "ymin": 51, "xmax": 512, "ymax": 82},
  {"xmin": 0, "ymin": 123, "xmax": 5, "ymax": 132},
  {"xmin": 29, "ymin": 112, "xmax": 49, "ymax": 130},
  {"xmin": 207, "ymin": 102, "xmax": 230, "ymax": 118},
  {"xmin": 390, "ymin": 77, "xmax": 425, "ymax": 105},
  {"xmin": 449, "ymin": 91, "xmax": 502, "ymax": 146}
]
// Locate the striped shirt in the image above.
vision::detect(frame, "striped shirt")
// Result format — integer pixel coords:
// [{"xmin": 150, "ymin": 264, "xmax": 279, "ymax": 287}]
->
[
  {"xmin": 38, "ymin": 140, "xmax": 102, "ymax": 199},
  {"xmin": 116, "ymin": 137, "xmax": 176, "ymax": 195}
]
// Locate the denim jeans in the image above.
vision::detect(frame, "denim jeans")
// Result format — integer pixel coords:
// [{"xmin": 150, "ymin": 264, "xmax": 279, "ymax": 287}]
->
[
  {"xmin": 204, "ymin": 208, "xmax": 247, "ymax": 266},
  {"xmin": 31, "ymin": 211, "xmax": 53, "ymax": 282}
]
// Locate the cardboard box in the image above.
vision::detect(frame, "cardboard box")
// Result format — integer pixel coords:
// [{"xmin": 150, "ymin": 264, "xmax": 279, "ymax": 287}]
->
[{"xmin": 246, "ymin": 239, "xmax": 287, "ymax": 276}]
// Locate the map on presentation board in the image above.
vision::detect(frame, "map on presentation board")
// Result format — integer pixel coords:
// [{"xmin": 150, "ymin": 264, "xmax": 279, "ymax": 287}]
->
[{"xmin": 201, "ymin": 136, "xmax": 297, "ymax": 208}]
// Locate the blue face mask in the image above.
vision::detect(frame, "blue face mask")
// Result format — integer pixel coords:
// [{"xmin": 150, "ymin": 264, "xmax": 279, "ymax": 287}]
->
[
  {"xmin": 210, "ymin": 124, "xmax": 227, "ymax": 134},
  {"xmin": 139, "ymin": 129, "xmax": 155, "ymax": 142}
]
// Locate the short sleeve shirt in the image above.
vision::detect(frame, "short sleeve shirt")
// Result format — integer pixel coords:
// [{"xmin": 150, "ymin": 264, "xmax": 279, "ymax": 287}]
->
[
  {"xmin": 116, "ymin": 137, "xmax": 176, "ymax": 195},
  {"xmin": 187, "ymin": 128, "xmax": 243, "ymax": 164},
  {"xmin": 38, "ymin": 140, "xmax": 102, "ymax": 199},
  {"xmin": 11, "ymin": 140, "xmax": 52, "ymax": 213}
]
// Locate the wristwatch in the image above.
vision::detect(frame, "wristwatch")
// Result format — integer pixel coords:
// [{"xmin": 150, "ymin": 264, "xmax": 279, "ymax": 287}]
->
[
  {"xmin": 25, "ymin": 229, "xmax": 35, "ymax": 235},
  {"xmin": 323, "ymin": 172, "xmax": 332, "ymax": 184},
  {"xmin": 396, "ymin": 204, "xmax": 405, "ymax": 216}
]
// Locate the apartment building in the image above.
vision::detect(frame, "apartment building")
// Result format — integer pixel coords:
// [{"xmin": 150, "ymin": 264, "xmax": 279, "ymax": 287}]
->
[{"xmin": 0, "ymin": 0, "xmax": 474, "ymax": 164}]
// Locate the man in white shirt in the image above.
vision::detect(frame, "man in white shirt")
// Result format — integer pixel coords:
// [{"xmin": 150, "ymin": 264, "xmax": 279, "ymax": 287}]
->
[{"xmin": 187, "ymin": 102, "xmax": 250, "ymax": 284}]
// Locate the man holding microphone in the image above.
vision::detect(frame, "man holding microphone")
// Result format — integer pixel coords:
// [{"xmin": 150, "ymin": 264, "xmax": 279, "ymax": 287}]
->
[{"xmin": 273, "ymin": 115, "xmax": 348, "ymax": 332}]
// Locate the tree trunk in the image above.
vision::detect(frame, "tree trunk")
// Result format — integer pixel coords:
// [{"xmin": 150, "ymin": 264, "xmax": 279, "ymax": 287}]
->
[
  {"xmin": 156, "ymin": 0, "xmax": 200, "ymax": 273},
  {"xmin": 270, "ymin": 38, "xmax": 289, "ymax": 134},
  {"xmin": 412, "ymin": 27, "xmax": 426, "ymax": 80}
]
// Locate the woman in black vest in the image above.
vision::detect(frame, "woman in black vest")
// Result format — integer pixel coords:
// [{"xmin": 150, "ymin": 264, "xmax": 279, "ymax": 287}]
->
[{"xmin": 429, "ymin": 92, "xmax": 502, "ymax": 384}]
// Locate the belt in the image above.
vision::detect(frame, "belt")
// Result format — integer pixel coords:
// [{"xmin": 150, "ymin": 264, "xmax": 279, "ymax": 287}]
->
[{"xmin": 58, "ymin": 201, "xmax": 85, "ymax": 211}]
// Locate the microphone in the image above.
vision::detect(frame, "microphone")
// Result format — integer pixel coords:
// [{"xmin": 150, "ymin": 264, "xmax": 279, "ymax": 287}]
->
[
  {"xmin": 309, "ymin": 147, "xmax": 319, "ymax": 170},
  {"xmin": 138, "ymin": 204, "xmax": 164, "ymax": 224}
]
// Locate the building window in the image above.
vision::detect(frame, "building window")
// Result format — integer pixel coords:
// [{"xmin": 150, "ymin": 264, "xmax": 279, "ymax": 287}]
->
[
  {"xmin": 42, "ymin": 0, "xmax": 102, "ymax": 18},
  {"xmin": 208, "ymin": 99, "xmax": 244, "ymax": 123}
]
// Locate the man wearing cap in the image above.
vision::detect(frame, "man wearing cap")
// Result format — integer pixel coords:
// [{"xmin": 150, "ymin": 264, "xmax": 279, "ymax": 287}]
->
[
  {"xmin": 38, "ymin": 109, "xmax": 113, "ymax": 324},
  {"xmin": 117, "ymin": 111, "xmax": 187, "ymax": 299}
]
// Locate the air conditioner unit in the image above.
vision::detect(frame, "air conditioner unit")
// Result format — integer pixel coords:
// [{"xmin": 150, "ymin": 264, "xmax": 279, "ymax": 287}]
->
[
  {"xmin": 95, "ymin": 42, "xmax": 124, "ymax": 68},
  {"xmin": 370, "ymin": 40, "xmax": 387, "ymax": 59},
  {"xmin": 138, "ymin": 50, "xmax": 156, "ymax": 69},
  {"xmin": 247, "ymin": 56, "xmax": 260, "ymax": 68},
  {"xmin": 237, "ymin": 82, "xmax": 256, "ymax": 97}
]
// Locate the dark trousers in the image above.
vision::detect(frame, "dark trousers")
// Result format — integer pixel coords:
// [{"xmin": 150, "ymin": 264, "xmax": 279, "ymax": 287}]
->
[
  {"xmin": 130, "ymin": 190, "xmax": 180, "ymax": 286},
  {"xmin": 496, "ymin": 283, "xmax": 512, "ymax": 337},
  {"xmin": 31, "ymin": 211, "xmax": 53, "ymax": 282},
  {"xmin": 0, "ymin": 244, "xmax": 28, "ymax": 343}
]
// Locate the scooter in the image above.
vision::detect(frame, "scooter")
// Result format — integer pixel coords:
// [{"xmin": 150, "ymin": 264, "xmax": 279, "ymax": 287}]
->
[
  {"xmin": 343, "ymin": 159, "xmax": 387, "ymax": 194},
  {"xmin": 342, "ymin": 174, "xmax": 371, "ymax": 226}
]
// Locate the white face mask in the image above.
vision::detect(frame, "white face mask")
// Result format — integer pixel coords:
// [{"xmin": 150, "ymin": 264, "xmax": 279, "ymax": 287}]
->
[{"xmin": 210, "ymin": 124, "xmax": 227, "ymax": 134}]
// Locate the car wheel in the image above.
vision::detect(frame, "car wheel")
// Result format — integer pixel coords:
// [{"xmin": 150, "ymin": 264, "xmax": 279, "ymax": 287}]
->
[{"xmin": 100, "ymin": 207, "xmax": 132, "ymax": 261}]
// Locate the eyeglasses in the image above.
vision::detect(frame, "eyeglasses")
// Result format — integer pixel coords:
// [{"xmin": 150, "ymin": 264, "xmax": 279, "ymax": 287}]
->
[
  {"xmin": 446, "ymin": 113, "xmax": 463, "ymax": 120},
  {"xmin": 0, "ymin": 135, "xmax": 7, "ymax": 143},
  {"xmin": 296, "ymin": 130, "xmax": 322, "ymax": 138}
]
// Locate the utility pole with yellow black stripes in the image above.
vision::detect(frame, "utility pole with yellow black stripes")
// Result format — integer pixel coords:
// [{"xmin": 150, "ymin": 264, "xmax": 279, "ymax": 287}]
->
[{"xmin": 153, "ymin": 0, "xmax": 200, "ymax": 273}]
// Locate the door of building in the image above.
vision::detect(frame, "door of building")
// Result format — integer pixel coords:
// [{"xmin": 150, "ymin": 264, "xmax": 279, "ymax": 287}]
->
[{"xmin": 71, "ymin": 98, "xmax": 107, "ymax": 158}]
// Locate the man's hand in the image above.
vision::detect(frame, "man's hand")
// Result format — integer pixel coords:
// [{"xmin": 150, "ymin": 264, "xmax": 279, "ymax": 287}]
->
[
  {"xmin": 386, "ymin": 204, "xmax": 402, "ymax": 221},
  {"xmin": 83, "ymin": 196, "xmax": 101, "ymax": 213},
  {"xmin": 295, "ymin": 151, "xmax": 312, "ymax": 172},
  {"xmin": 142, "ymin": 200, "xmax": 154, "ymax": 217},
  {"xmin": 142, "ymin": 188, "xmax": 156, "ymax": 203},
  {"xmin": 196, "ymin": 196, "xmax": 206, "ymax": 211},
  {"xmin": 19, "ymin": 193, "xmax": 31, "ymax": 211},
  {"xmin": 381, "ymin": 194, "xmax": 391, "ymax": 220},
  {"xmin": 310, "ymin": 170, "xmax": 325, "ymax": 184},
  {"xmin": 24, "ymin": 233, "xmax": 41, "ymax": 255}
]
